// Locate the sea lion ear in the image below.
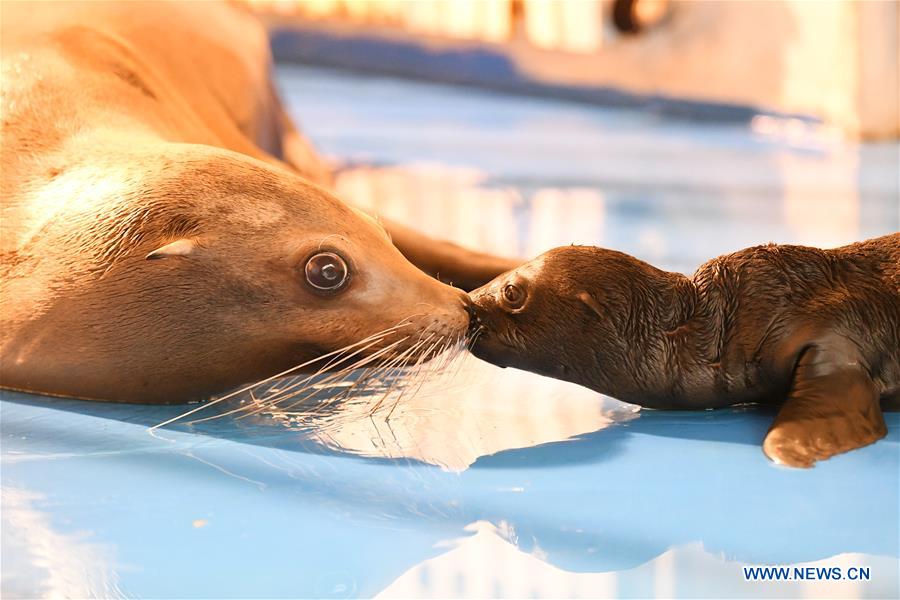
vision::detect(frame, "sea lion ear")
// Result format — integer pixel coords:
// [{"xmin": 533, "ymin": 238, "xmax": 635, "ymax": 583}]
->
[
  {"xmin": 577, "ymin": 291, "xmax": 603, "ymax": 318},
  {"xmin": 146, "ymin": 238, "xmax": 196, "ymax": 260}
]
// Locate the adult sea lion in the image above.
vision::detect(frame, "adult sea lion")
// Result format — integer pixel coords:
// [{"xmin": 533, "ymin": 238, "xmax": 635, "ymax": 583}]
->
[
  {"xmin": 469, "ymin": 234, "xmax": 900, "ymax": 467},
  {"xmin": 0, "ymin": 1, "xmax": 516, "ymax": 403}
]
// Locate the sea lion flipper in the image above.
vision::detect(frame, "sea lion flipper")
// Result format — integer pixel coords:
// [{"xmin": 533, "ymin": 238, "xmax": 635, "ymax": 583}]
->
[
  {"xmin": 763, "ymin": 344, "xmax": 887, "ymax": 468},
  {"xmin": 376, "ymin": 216, "xmax": 520, "ymax": 291}
]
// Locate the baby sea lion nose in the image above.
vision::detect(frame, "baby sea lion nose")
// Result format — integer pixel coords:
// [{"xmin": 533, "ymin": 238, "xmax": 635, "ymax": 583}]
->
[{"xmin": 462, "ymin": 294, "xmax": 482, "ymax": 334}]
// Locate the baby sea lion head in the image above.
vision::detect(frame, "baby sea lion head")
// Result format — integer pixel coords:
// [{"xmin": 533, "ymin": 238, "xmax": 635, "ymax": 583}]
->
[{"xmin": 468, "ymin": 245, "xmax": 659, "ymax": 389}]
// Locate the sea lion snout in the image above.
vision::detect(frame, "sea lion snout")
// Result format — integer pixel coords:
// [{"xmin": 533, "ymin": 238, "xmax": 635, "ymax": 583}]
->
[
  {"xmin": 352, "ymin": 256, "xmax": 472, "ymax": 364},
  {"xmin": 467, "ymin": 273, "xmax": 533, "ymax": 368},
  {"xmin": 467, "ymin": 246, "xmax": 639, "ymax": 381}
]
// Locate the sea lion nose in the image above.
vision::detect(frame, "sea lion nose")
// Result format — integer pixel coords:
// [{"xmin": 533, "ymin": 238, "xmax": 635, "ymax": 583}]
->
[
  {"xmin": 463, "ymin": 292, "xmax": 508, "ymax": 367},
  {"xmin": 462, "ymin": 294, "xmax": 482, "ymax": 335}
]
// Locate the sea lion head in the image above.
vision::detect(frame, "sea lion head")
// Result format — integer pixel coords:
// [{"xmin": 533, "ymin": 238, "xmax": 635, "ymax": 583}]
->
[
  {"xmin": 2, "ymin": 146, "xmax": 470, "ymax": 402},
  {"xmin": 468, "ymin": 246, "xmax": 662, "ymax": 391}
]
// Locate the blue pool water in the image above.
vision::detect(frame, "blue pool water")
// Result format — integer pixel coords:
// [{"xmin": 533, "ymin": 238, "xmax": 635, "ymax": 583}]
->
[{"xmin": 2, "ymin": 66, "xmax": 898, "ymax": 598}]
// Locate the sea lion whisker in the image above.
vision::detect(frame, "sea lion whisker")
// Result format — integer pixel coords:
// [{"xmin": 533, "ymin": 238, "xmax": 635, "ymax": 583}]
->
[
  {"xmin": 262, "ymin": 336, "xmax": 413, "ymax": 415},
  {"xmin": 445, "ymin": 334, "xmax": 471, "ymax": 383},
  {"xmin": 382, "ymin": 332, "xmax": 462, "ymax": 420},
  {"xmin": 366, "ymin": 336, "xmax": 426, "ymax": 392},
  {"xmin": 434, "ymin": 335, "xmax": 458, "ymax": 374},
  {"xmin": 270, "ymin": 332, "xmax": 427, "ymax": 417},
  {"xmin": 365, "ymin": 335, "xmax": 435, "ymax": 415},
  {"xmin": 416, "ymin": 334, "xmax": 452, "ymax": 379},
  {"xmin": 382, "ymin": 335, "xmax": 435, "ymax": 399},
  {"xmin": 258, "ymin": 311, "xmax": 430, "ymax": 406},
  {"xmin": 153, "ymin": 324, "xmax": 409, "ymax": 429},
  {"xmin": 150, "ymin": 349, "xmax": 369, "ymax": 430},
  {"xmin": 380, "ymin": 364, "xmax": 421, "ymax": 420},
  {"xmin": 372, "ymin": 332, "xmax": 439, "ymax": 401},
  {"xmin": 190, "ymin": 337, "xmax": 399, "ymax": 424},
  {"xmin": 219, "ymin": 315, "xmax": 428, "ymax": 420},
  {"xmin": 406, "ymin": 334, "xmax": 467, "ymax": 402},
  {"xmin": 324, "ymin": 363, "xmax": 386, "ymax": 410},
  {"xmin": 367, "ymin": 333, "xmax": 443, "ymax": 417},
  {"xmin": 384, "ymin": 335, "xmax": 452, "ymax": 420},
  {"xmin": 393, "ymin": 337, "xmax": 444, "ymax": 402},
  {"xmin": 429, "ymin": 337, "xmax": 461, "ymax": 390},
  {"xmin": 186, "ymin": 324, "xmax": 415, "ymax": 424},
  {"xmin": 242, "ymin": 333, "xmax": 408, "ymax": 414},
  {"xmin": 306, "ymin": 356, "xmax": 405, "ymax": 417},
  {"xmin": 383, "ymin": 357, "xmax": 426, "ymax": 420},
  {"xmin": 281, "ymin": 352, "xmax": 408, "ymax": 415}
]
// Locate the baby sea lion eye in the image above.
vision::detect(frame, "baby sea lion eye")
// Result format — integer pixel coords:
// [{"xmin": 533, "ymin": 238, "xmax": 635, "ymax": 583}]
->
[
  {"xmin": 305, "ymin": 252, "xmax": 349, "ymax": 292},
  {"xmin": 502, "ymin": 283, "xmax": 526, "ymax": 309}
]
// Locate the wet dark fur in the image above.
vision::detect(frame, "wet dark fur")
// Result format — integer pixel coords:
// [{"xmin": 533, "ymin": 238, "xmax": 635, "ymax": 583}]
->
[{"xmin": 470, "ymin": 233, "xmax": 899, "ymax": 467}]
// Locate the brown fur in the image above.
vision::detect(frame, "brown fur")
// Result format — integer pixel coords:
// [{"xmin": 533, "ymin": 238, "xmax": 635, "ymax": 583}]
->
[
  {"xmin": 470, "ymin": 234, "xmax": 900, "ymax": 467},
  {"xmin": 0, "ymin": 1, "xmax": 506, "ymax": 403}
]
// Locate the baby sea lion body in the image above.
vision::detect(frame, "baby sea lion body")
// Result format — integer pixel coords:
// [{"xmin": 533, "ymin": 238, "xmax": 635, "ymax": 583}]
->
[
  {"xmin": 0, "ymin": 1, "xmax": 516, "ymax": 403},
  {"xmin": 470, "ymin": 233, "xmax": 900, "ymax": 467}
]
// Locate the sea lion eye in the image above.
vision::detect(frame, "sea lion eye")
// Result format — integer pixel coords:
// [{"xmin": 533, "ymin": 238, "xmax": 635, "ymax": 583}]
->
[
  {"xmin": 305, "ymin": 252, "xmax": 349, "ymax": 291},
  {"xmin": 502, "ymin": 283, "xmax": 526, "ymax": 309}
]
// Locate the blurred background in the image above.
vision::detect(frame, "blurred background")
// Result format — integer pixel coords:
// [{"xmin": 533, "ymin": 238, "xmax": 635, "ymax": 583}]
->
[
  {"xmin": 242, "ymin": 0, "xmax": 899, "ymax": 266},
  {"xmin": 247, "ymin": 0, "xmax": 899, "ymax": 140}
]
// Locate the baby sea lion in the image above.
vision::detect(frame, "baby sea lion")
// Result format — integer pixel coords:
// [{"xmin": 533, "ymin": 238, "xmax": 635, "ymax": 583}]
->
[
  {"xmin": 469, "ymin": 234, "xmax": 900, "ymax": 467},
  {"xmin": 0, "ymin": 1, "xmax": 515, "ymax": 403}
]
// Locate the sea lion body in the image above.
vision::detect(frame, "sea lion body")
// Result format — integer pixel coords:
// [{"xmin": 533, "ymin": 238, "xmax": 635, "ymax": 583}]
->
[
  {"xmin": 470, "ymin": 234, "xmax": 900, "ymax": 466},
  {"xmin": 0, "ymin": 1, "xmax": 513, "ymax": 403}
]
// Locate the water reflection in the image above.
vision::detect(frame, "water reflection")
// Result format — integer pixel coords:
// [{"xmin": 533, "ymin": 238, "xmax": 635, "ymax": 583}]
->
[
  {"xmin": 141, "ymin": 355, "xmax": 636, "ymax": 472},
  {"xmin": 1, "ymin": 488, "xmax": 123, "ymax": 599},
  {"xmin": 297, "ymin": 357, "xmax": 636, "ymax": 471},
  {"xmin": 379, "ymin": 521, "xmax": 899, "ymax": 599},
  {"xmin": 2, "ymin": 395, "xmax": 897, "ymax": 598}
]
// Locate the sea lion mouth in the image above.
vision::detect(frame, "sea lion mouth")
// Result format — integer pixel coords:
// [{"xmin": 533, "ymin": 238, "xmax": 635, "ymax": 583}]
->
[
  {"xmin": 469, "ymin": 338, "xmax": 512, "ymax": 369},
  {"xmin": 465, "ymin": 302, "xmax": 517, "ymax": 368},
  {"xmin": 464, "ymin": 299, "xmax": 484, "ymax": 338}
]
